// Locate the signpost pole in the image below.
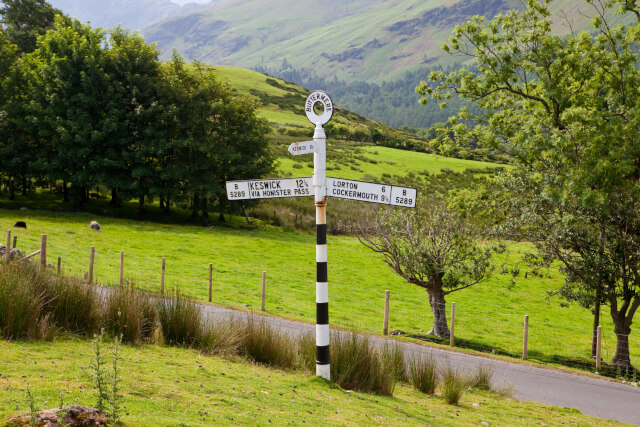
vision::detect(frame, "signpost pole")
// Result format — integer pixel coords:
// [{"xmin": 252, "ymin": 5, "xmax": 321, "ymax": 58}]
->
[{"xmin": 314, "ymin": 122, "xmax": 330, "ymax": 380}]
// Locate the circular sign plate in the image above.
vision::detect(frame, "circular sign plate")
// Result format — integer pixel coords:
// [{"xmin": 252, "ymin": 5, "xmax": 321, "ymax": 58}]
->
[{"xmin": 305, "ymin": 91, "xmax": 333, "ymax": 126}]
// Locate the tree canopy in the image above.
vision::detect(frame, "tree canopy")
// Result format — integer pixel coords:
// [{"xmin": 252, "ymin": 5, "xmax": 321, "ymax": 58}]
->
[{"xmin": 418, "ymin": 0, "xmax": 640, "ymax": 367}]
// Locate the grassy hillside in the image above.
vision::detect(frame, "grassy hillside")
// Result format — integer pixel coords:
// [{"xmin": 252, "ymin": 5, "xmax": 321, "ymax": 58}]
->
[
  {"xmin": 1, "ymin": 208, "xmax": 637, "ymax": 377},
  {"xmin": 0, "ymin": 336, "xmax": 623, "ymax": 426},
  {"xmin": 145, "ymin": 0, "xmax": 631, "ymax": 83}
]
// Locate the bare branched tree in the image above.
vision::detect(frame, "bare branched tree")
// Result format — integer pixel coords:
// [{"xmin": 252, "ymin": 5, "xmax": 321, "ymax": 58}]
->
[{"xmin": 345, "ymin": 200, "xmax": 496, "ymax": 337}]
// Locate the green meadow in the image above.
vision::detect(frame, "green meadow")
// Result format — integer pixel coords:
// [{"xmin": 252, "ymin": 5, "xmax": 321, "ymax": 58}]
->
[
  {"xmin": 0, "ymin": 336, "xmax": 623, "ymax": 426},
  {"xmin": 1, "ymin": 207, "xmax": 637, "ymax": 376}
]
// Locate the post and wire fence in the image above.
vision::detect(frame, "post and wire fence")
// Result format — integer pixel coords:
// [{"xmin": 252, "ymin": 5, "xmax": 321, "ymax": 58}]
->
[{"xmin": 4, "ymin": 231, "xmax": 639, "ymax": 380}]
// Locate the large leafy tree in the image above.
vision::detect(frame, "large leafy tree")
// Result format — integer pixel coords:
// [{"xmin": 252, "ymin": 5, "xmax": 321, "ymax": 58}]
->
[
  {"xmin": 25, "ymin": 16, "xmax": 114, "ymax": 204},
  {"xmin": 0, "ymin": 0, "xmax": 64, "ymax": 54},
  {"xmin": 348, "ymin": 200, "xmax": 496, "ymax": 337},
  {"xmin": 419, "ymin": 0, "xmax": 640, "ymax": 367}
]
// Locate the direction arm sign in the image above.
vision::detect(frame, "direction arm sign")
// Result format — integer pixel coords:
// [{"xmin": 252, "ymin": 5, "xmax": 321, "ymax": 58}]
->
[
  {"xmin": 327, "ymin": 177, "xmax": 417, "ymax": 208},
  {"xmin": 288, "ymin": 141, "xmax": 316, "ymax": 156},
  {"xmin": 226, "ymin": 177, "xmax": 313, "ymax": 200}
]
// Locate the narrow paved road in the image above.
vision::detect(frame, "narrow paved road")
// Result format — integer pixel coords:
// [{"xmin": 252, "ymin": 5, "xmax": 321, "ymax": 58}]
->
[{"xmin": 203, "ymin": 304, "xmax": 640, "ymax": 426}]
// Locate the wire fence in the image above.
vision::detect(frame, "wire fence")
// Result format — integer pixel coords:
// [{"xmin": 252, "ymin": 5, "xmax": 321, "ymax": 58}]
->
[{"xmin": 6, "ymin": 233, "xmax": 639, "ymax": 380}]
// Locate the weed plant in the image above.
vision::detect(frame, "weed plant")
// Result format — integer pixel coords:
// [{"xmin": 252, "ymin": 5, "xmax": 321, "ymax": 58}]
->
[
  {"xmin": 441, "ymin": 366, "xmax": 465, "ymax": 405},
  {"xmin": 88, "ymin": 330, "xmax": 109, "ymax": 412},
  {"xmin": 408, "ymin": 354, "xmax": 438, "ymax": 395},
  {"xmin": 157, "ymin": 291, "xmax": 202, "ymax": 347},
  {"xmin": 330, "ymin": 332, "xmax": 395, "ymax": 396},
  {"xmin": 105, "ymin": 286, "xmax": 157, "ymax": 343}
]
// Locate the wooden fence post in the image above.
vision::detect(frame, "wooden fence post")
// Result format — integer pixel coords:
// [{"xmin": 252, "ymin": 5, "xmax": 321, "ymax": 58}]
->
[
  {"xmin": 523, "ymin": 314, "xmax": 529, "ymax": 360},
  {"xmin": 383, "ymin": 290, "xmax": 390, "ymax": 335},
  {"xmin": 4, "ymin": 230, "xmax": 10, "ymax": 263},
  {"xmin": 40, "ymin": 234, "xmax": 47, "ymax": 268},
  {"xmin": 88, "ymin": 246, "xmax": 95, "ymax": 283},
  {"xmin": 119, "ymin": 250, "xmax": 124, "ymax": 286},
  {"xmin": 596, "ymin": 325, "xmax": 602, "ymax": 372},
  {"xmin": 161, "ymin": 257, "xmax": 166, "ymax": 295},
  {"xmin": 261, "ymin": 271, "xmax": 266, "ymax": 311},
  {"xmin": 450, "ymin": 302, "xmax": 455, "ymax": 347},
  {"xmin": 208, "ymin": 263, "xmax": 213, "ymax": 303},
  {"xmin": 12, "ymin": 236, "xmax": 17, "ymax": 249},
  {"xmin": 57, "ymin": 256, "xmax": 61, "ymax": 274}
]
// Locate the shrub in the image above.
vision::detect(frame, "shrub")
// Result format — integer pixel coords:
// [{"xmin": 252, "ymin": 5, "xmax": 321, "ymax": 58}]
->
[
  {"xmin": 408, "ymin": 354, "xmax": 438, "ymax": 394},
  {"xmin": 331, "ymin": 332, "xmax": 395, "ymax": 396},
  {"xmin": 105, "ymin": 286, "xmax": 157, "ymax": 343},
  {"xmin": 466, "ymin": 365, "xmax": 493, "ymax": 391},
  {"xmin": 442, "ymin": 366, "xmax": 465, "ymax": 405},
  {"xmin": 48, "ymin": 275, "xmax": 101, "ymax": 335},
  {"xmin": 0, "ymin": 262, "xmax": 54, "ymax": 339},
  {"xmin": 157, "ymin": 292, "xmax": 202, "ymax": 347},
  {"xmin": 242, "ymin": 317, "xmax": 298, "ymax": 370}
]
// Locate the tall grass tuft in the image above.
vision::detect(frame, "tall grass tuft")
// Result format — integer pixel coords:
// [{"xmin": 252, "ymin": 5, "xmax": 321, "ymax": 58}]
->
[
  {"xmin": 466, "ymin": 365, "xmax": 493, "ymax": 391},
  {"xmin": 105, "ymin": 286, "xmax": 157, "ymax": 343},
  {"xmin": 382, "ymin": 343, "xmax": 407, "ymax": 382},
  {"xmin": 199, "ymin": 316, "xmax": 246, "ymax": 356},
  {"xmin": 0, "ymin": 262, "xmax": 53, "ymax": 339},
  {"xmin": 48, "ymin": 275, "xmax": 101, "ymax": 335},
  {"xmin": 157, "ymin": 292, "xmax": 202, "ymax": 347},
  {"xmin": 442, "ymin": 366, "xmax": 465, "ymax": 405},
  {"xmin": 331, "ymin": 332, "xmax": 396, "ymax": 396},
  {"xmin": 408, "ymin": 354, "xmax": 438, "ymax": 394},
  {"xmin": 242, "ymin": 317, "xmax": 298, "ymax": 369},
  {"xmin": 298, "ymin": 331, "xmax": 316, "ymax": 372}
]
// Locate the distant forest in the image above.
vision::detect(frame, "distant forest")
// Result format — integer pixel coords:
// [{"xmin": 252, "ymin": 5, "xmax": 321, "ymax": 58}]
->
[{"xmin": 255, "ymin": 63, "xmax": 481, "ymax": 129}]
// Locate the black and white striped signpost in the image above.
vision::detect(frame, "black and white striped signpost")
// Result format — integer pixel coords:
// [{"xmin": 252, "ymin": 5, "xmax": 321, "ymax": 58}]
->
[{"xmin": 226, "ymin": 91, "xmax": 416, "ymax": 381}]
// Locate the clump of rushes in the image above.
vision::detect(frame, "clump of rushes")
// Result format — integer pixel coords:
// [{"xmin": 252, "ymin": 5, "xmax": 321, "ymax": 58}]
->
[
  {"xmin": 408, "ymin": 354, "xmax": 438, "ymax": 395},
  {"xmin": 442, "ymin": 366, "xmax": 465, "ymax": 405},
  {"xmin": 157, "ymin": 291, "xmax": 202, "ymax": 347},
  {"xmin": 199, "ymin": 316, "xmax": 246, "ymax": 356},
  {"xmin": 381, "ymin": 343, "xmax": 407, "ymax": 382},
  {"xmin": 242, "ymin": 317, "xmax": 299, "ymax": 370},
  {"xmin": 105, "ymin": 286, "xmax": 157, "ymax": 343},
  {"xmin": 48, "ymin": 275, "xmax": 101, "ymax": 335},
  {"xmin": 330, "ymin": 331, "xmax": 396, "ymax": 396},
  {"xmin": 466, "ymin": 365, "xmax": 493, "ymax": 391}
]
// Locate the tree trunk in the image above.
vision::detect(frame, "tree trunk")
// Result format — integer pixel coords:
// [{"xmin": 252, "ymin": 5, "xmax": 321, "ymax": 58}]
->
[
  {"xmin": 21, "ymin": 177, "xmax": 27, "ymax": 196},
  {"xmin": 138, "ymin": 195, "xmax": 145, "ymax": 213},
  {"xmin": 159, "ymin": 198, "xmax": 165, "ymax": 209},
  {"xmin": 243, "ymin": 206, "xmax": 252, "ymax": 224},
  {"xmin": 8, "ymin": 178, "xmax": 15, "ymax": 201},
  {"xmin": 110, "ymin": 188, "xmax": 119, "ymax": 206},
  {"xmin": 427, "ymin": 287, "xmax": 449, "ymax": 337},
  {"xmin": 63, "ymin": 181, "xmax": 69, "ymax": 202},
  {"xmin": 611, "ymin": 322, "xmax": 633, "ymax": 368},
  {"xmin": 591, "ymin": 298, "xmax": 600, "ymax": 359}
]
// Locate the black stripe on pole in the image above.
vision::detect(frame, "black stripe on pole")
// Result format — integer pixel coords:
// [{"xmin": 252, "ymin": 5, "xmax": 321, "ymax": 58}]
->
[
  {"xmin": 317, "ymin": 262, "xmax": 328, "ymax": 283},
  {"xmin": 316, "ymin": 345, "xmax": 330, "ymax": 364},
  {"xmin": 317, "ymin": 302, "xmax": 329, "ymax": 324},
  {"xmin": 316, "ymin": 224, "xmax": 327, "ymax": 244}
]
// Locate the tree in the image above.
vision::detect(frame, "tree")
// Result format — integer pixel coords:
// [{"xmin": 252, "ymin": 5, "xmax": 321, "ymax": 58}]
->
[
  {"xmin": 348, "ymin": 200, "xmax": 496, "ymax": 337},
  {"xmin": 418, "ymin": 0, "xmax": 640, "ymax": 367},
  {"xmin": 25, "ymin": 16, "xmax": 112, "ymax": 204},
  {"xmin": 0, "ymin": 0, "xmax": 64, "ymax": 54}
]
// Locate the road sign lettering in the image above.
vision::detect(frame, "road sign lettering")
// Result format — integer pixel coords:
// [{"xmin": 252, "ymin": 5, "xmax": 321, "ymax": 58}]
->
[
  {"xmin": 327, "ymin": 177, "xmax": 417, "ymax": 207},
  {"xmin": 226, "ymin": 177, "xmax": 313, "ymax": 200},
  {"xmin": 288, "ymin": 140, "xmax": 316, "ymax": 156}
]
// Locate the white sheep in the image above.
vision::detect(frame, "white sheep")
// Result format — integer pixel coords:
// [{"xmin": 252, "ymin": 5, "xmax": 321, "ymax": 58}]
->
[{"xmin": 89, "ymin": 221, "xmax": 102, "ymax": 232}]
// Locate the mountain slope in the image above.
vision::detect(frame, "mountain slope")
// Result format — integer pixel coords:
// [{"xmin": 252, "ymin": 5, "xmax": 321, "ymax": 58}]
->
[
  {"xmin": 48, "ymin": 0, "xmax": 217, "ymax": 30},
  {"xmin": 143, "ymin": 0, "xmax": 618, "ymax": 83}
]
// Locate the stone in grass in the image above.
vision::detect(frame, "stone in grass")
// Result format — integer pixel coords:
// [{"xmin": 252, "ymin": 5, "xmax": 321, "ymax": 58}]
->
[{"xmin": 8, "ymin": 405, "xmax": 108, "ymax": 426}]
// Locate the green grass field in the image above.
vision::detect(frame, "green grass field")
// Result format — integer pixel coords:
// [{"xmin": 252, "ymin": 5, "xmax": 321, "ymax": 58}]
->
[
  {"xmin": 1, "ymin": 208, "xmax": 637, "ymax": 377},
  {"xmin": 0, "ymin": 336, "xmax": 625, "ymax": 426}
]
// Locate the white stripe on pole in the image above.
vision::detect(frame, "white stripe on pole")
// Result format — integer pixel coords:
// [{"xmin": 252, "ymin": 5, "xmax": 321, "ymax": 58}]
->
[
  {"xmin": 316, "ymin": 325, "xmax": 330, "ymax": 346},
  {"xmin": 316, "ymin": 245, "xmax": 327, "ymax": 262},
  {"xmin": 316, "ymin": 364, "xmax": 330, "ymax": 379},
  {"xmin": 316, "ymin": 282, "xmax": 329, "ymax": 303}
]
